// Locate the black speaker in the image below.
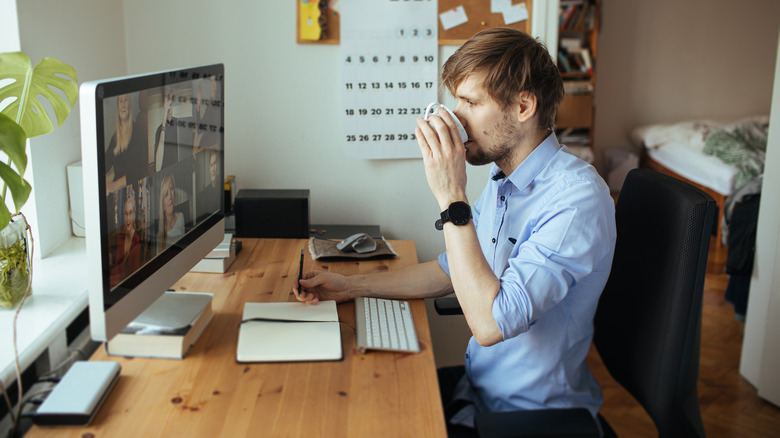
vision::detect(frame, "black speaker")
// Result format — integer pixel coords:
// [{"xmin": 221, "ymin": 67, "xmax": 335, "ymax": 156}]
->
[{"xmin": 234, "ymin": 189, "xmax": 309, "ymax": 238}]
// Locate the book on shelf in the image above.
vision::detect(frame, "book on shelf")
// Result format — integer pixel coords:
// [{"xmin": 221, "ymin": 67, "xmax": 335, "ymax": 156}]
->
[
  {"xmin": 558, "ymin": 47, "xmax": 593, "ymax": 75},
  {"xmin": 557, "ymin": 50, "xmax": 572, "ymax": 73},
  {"xmin": 577, "ymin": 48, "xmax": 593, "ymax": 74},
  {"xmin": 106, "ymin": 291, "xmax": 214, "ymax": 359},
  {"xmin": 559, "ymin": 2, "xmax": 580, "ymax": 29},
  {"xmin": 559, "ymin": 1, "xmax": 595, "ymax": 30},
  {"xmin": 563, "ymin": 80, "xmax": 594, "ymax": 95},
  {"xmin": 236, "ymin": 300, "xmax": 342, "ymax": 363},
  {"xmin": 559, "ymin": 36, "xmax": 585, "ymax": 50}
]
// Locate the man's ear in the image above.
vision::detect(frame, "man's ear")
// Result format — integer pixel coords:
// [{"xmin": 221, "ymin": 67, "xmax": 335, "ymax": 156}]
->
[{"xmin": 515, "ymin": 91, "xmax": 537, "ymax": 123}]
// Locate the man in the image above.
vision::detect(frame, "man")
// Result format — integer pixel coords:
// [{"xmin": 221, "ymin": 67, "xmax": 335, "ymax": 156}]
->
[{"xmin": 296, "ymin": 28, "xmax": 616, "ymax": 433}]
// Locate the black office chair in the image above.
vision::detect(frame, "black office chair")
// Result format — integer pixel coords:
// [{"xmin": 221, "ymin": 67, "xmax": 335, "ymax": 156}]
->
[{"xmin": 435, "ymin": 168, "xmax": 717, "ymax": 438}]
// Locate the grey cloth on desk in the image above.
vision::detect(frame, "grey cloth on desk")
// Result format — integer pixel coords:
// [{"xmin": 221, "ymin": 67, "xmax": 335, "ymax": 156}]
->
[{"xmin": 308, "ymin": 237, "xmax": 397, "ymax": 260}]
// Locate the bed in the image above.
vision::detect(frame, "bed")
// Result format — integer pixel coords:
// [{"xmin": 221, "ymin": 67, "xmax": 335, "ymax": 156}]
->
[{"xmin": 630, "ymin": 115, "xmax": 769, "ymax": 248}]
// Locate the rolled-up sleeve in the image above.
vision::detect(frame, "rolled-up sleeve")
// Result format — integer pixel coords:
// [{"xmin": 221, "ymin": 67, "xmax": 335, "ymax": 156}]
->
[{"xmin": 491, "ymin": 181, "xmax": 614, "ymax": 340}]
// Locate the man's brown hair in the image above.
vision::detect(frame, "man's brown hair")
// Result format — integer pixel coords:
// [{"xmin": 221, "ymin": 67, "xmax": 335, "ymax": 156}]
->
[{"xmin": 442, "ymin": 28, "xmax": 564, "ymax": 132}]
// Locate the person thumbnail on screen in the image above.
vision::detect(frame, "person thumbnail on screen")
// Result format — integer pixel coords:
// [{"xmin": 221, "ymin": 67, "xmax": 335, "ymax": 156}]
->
[
  {"xmin": 195, "ymin": 148, "xmax": 222, "ymax": 222},
  {"xmin": 104, "ymin": 93, "xmax": 151, "ymax": 194},
  {"xmin": 108, "ymin": 184, "xmax": 149, "ymax": 288}
]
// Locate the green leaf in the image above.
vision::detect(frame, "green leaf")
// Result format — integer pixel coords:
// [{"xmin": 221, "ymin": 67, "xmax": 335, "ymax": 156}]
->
[
  {"xmin": 0, "ymin": 52, "xmax": 79, "ymax": 138},
  {"xmin": 0, "ymin": 202, "xmax": 10, "ymax": 230},
  {"xmin": 0, "ymin": 160, "xmax": 32, "ymax": 213},
  {"xmin": 0, "ymin": 114, "xmax": 27, "ymax": 177}
]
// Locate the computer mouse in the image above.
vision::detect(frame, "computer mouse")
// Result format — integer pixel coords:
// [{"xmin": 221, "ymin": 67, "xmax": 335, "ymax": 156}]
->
[
  {"xmin": 337, "ymin": 233, "xmax": 377, "ymax": 254},
  {"xmin": 424, "ymin": 102, "xmax": 468, "ymax": 143}
]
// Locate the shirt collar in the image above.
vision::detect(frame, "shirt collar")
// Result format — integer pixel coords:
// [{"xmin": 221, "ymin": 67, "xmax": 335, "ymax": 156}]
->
[{"xmin": 490, "ymin": 132, "xmax": 561, "ymax": 191}]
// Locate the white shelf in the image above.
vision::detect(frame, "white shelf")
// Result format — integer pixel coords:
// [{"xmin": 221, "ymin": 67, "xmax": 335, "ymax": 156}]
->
[{"xmin": 0, "ymin": 236, "xmax": 88, "ymax": 386}]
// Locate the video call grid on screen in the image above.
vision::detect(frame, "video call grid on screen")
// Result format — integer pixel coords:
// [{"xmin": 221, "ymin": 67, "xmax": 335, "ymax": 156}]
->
[{"xmin": 93, "ymin": 65, "xmax": 225, "ymax": 302}]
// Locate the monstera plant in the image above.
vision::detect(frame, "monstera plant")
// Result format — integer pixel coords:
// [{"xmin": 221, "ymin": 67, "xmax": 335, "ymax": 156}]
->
[{"xmin": 0, "ymin": 52, "xmax": 78, "ymax": 309}]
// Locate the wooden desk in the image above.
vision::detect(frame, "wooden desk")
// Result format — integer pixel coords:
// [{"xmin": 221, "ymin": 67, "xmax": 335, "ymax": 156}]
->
[{"xmin": 27, "ymin": 239, "xmax": 446, "ymax": 437}]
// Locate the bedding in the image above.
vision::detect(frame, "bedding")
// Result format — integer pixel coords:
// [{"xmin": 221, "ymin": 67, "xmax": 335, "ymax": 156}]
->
[
  {"xmin": 631, "ymin": 115, "xmax": 769, "ymax": 247},
  {"xmin": 631, "ymin": 115, "xmax": 769, "ymax": 193}
]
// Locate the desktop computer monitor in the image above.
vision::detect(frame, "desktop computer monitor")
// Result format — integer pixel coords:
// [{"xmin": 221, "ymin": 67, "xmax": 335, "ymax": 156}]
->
[{"xmin": 80, "ymin": 64, "xmax": 225, "ymax": 342}]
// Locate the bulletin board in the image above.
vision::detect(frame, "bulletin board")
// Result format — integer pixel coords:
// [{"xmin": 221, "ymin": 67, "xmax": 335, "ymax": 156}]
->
[
  {"xmin": 438, "ymin": 0, "xmax": 532, "ymax": 45},
  {"xmin": 297, "ymin": 0, "xmax": 532, "ymax": 45}
]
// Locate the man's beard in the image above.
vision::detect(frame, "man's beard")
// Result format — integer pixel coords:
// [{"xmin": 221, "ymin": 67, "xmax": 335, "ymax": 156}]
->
[{"xmin": 465, "ymin": 111, "xmax": 522, "ymax": 166}]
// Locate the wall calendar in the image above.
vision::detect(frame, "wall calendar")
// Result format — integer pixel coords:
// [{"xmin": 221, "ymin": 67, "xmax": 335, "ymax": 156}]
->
[{"xmin": 340, "ymin": 0, "xmax": 438, "ymax": 159}]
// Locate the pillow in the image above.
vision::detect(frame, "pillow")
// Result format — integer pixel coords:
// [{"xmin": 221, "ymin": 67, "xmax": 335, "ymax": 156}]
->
[{"xmin": 631, "ymin": 119, "xmax": 720, "ymax": 151}]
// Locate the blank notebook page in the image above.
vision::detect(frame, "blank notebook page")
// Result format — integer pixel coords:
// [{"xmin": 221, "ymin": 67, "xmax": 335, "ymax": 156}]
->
[{"xmin": 236, "ymin": 301, "xmax": 342, "ymax": 363}]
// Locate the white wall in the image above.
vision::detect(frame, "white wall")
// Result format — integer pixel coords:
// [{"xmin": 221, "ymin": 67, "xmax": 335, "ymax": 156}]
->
[
  {"xmin": 120, "ymin": 1, "xmax": 491, "ymax": 267},
  {"xmin": 594, "ymin": 0, "xmax": 780, "ymax": 171},
  {"xmin": 740, "ymin": 28, "xmax": 780, "ymax": 407},
  {"xmin": 0, "ymin": 0, "xmax": 20, "ymax": 52},
  {"xmin": 17, "ymin": 0, "xmax": 780, "ymax": 374},
  {"xmin": 15, "ymin": 0, "xmax": 502, "ymax": 366},
  {"xmin": 17, "ymin": 0, "xmax": 127, "ymax": 257},
  {"xmin": 119, "ymin": 1, "xmax": 502, "ymax": 367}
]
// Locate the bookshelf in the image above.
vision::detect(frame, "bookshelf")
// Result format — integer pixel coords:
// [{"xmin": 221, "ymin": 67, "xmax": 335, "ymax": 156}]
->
[{"xmin": 556, "ymin": 0, "xmax": 600, "ymax": 164}]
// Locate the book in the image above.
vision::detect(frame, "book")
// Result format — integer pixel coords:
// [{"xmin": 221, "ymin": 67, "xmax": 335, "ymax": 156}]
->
[
  {"xmin": 191, "ymin": 241, "xmax": 237, "ymax": 273},
  {"xmin": 106, "ymin": 292, "xmax": 214, "ymax": 359},
  {"xmin": 559, "ymin": 36, "xmax": 584, "ymax": 51},
  {"xmin": 557, "ymin": 50, "xmax": 572, "ymax": 73},
  {"xmin": 206, "ymin": 233, "xmax": 233, "ymax": 258},
  {"xmin": 236, "ymin": 301, "xmax": 342, "ymax": 363},
  {"xmin": 563, "ymin": 80, "xmax": 593, "ymax": 95},
  {"xmin": 577, "ymin": 48, "xmax": 593, "ymax": 74},
  {"xmin": 559, "ymin": 3, "xmax": 578, "ymax": 29}
]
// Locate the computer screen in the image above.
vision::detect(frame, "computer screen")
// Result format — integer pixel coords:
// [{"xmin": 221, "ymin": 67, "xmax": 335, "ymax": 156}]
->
[{"xmin": 80, "ymin": 64, "xmax": 225, "ymax": 342}]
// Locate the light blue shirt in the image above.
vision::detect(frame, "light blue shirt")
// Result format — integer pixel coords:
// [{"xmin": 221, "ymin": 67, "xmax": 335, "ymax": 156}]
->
[{"xmin": 438, "ymin": 133, "xmax": 616, "ymax": 418}]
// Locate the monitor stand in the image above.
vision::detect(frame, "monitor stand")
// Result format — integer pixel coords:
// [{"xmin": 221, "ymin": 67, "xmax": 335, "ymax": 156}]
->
[{"xmin": 105, "ymin": 291, "xmax": 214, "ymax": 359}]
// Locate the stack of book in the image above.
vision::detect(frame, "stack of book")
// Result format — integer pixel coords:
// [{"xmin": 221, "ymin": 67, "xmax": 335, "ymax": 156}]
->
[
  {"xmin": 563, "ymin": 80, "xmax": 594, "ymax": 95},
  {"xmin": 190, "ymin": 233, "xmax": 240, "ymax": 273},
  {"xmin": 106, "ymin": 292, "xmax": 214, "ymax": 359},
  {"xmin": 558, "ymin": 37, "xmax": 593, "ymax": 75},
  {"xmin": 559, "ymin": 0, "xmax": 596, "ymax": 30}
]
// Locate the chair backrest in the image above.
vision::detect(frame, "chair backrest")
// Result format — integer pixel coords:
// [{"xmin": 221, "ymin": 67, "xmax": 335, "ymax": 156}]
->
[{"xmin": 594, "ymin": 168, "xmax": 716, "ymax": 438}]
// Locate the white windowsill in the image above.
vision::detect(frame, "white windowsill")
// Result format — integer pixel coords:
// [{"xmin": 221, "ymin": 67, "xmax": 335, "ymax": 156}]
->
[{"xmin": 0, "ymin": 236, "xmax": 88, "ymax": 386}]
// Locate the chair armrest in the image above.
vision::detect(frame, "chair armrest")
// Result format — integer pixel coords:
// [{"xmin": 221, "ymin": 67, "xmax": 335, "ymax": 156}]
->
[
  {"xmin": 434, "ymin": 297, "xmax": 463, "ymax": 315},
  {"xmin": 475, "ymin": 408, "xmax": 600, "ymax": 438}
]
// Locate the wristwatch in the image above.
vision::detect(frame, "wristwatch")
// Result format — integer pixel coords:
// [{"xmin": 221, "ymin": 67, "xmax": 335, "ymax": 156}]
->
[{"xmin": 435, "ymin": 201, "xmax": 472, "ymax": 230}]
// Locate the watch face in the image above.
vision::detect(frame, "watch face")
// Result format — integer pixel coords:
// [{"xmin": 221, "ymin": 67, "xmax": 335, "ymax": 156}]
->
[{"xmin": 449, "ymin": 201, "xmax": 472, "ymax": 225}]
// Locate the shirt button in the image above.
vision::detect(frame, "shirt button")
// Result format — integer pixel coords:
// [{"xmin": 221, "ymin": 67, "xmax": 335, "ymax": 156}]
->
[
  {"xmin": 465, "ymin": 353, "xmax": 469, "ymax": 359},
  {"xmin": 492, "ymin": 238, "xmax": 496, "ymax": 243},
  {"xmin": 500, "ymin": 195, "xmax": 505, "ymax": 202}
]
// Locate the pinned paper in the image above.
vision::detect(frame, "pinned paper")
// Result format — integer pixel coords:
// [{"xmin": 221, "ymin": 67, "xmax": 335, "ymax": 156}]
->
[
  {"xmin": 439, "ymin": 6, "xmax": 468, "ymax": 31},
  {"xmin": 491, "ymin": 0, "xmax": 511, "ymax": 13},
  {"xmin": 300, "ymin": 0, "xmax": 322, "ymax": 41},
  {"xmin": 503, "ymin": 3, "xmax": 528, "ymax": 25}
]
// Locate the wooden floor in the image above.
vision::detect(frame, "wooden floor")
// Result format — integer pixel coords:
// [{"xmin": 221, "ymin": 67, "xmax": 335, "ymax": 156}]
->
[{"xmin": 588, "ymin": 238, "xmax": 780, "ymax": 437}]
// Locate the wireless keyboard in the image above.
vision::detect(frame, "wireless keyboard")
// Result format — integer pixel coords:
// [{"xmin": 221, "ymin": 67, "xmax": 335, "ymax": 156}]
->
[{"xmin": 355, "ymin": 296, "xmax": 420, "ymax": 353}]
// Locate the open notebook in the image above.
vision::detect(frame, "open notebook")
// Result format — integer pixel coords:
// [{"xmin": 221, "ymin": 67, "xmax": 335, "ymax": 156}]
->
[{"xmin": 236, "ymin": 301, "xmax": 342, "ymax": 363}]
